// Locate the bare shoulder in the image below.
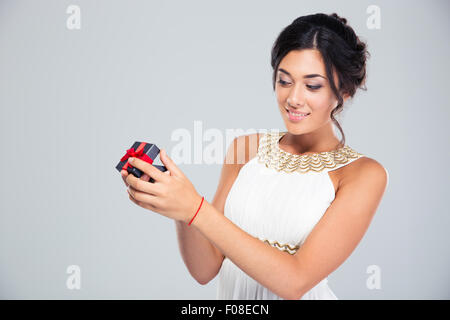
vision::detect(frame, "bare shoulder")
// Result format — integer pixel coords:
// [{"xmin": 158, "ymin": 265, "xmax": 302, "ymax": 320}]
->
[
  {"xmin": 321, "ymin": 156, "xmax": 389, "ymax": 227},
  {"xmin": 339, "ymin": 156, "xmax": 389, "ymax": 195},
  {"xmin": 228, "ymin": 132, "xmax": 261, "ymax": 168}
]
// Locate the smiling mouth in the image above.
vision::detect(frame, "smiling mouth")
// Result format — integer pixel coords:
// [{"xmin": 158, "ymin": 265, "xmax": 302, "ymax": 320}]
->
[{"xmin": 284, "ymin": 107, "xmax": 310, "ymax": 117}]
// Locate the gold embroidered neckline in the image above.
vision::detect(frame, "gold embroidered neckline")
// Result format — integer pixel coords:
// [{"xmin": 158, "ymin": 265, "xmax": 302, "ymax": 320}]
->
[{"xmin": 257, "ymin": 131, "xmax": 365, "ymax": 174}]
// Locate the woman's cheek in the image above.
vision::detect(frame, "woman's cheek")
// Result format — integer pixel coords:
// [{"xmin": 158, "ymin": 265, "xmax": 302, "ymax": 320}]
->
[{"xmin": 309, "ymin": 94, "xmax": 331, "ymax": 110}]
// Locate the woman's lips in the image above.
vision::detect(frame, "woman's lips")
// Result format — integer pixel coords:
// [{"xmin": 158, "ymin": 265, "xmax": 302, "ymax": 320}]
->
[{"xmin": 284, "ymin": 107, "xmax": 310, "ymax": 122}]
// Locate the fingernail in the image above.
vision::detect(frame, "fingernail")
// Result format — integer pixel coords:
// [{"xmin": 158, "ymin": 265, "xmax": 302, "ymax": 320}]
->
[{"xmin": 128, "ymin": 157, "xmax": 134, "ymax": 163}]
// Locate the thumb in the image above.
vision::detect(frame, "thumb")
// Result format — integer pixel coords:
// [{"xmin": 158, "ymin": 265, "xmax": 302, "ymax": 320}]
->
[{"xmin": 159, "ymin": 148, "xmax": 183, "ymax": 177}]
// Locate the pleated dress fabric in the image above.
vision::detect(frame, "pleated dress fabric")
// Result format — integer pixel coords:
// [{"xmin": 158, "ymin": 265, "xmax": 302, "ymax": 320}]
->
[{"xmin": 216, "ymin": 130, "xmax": 366, "ymax": 300}]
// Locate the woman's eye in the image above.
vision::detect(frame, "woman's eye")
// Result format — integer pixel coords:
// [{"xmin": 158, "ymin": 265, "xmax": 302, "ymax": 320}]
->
[
  {"xmin": 277, "ymin": 79, "xmax": 290, "ymax": 85},
  {"xmin": 278, "ymin": 80, "xmax": 321, "ymax": 90}
]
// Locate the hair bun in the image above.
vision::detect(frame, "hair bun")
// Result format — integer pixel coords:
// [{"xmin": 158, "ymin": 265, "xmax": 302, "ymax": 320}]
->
[{"xmin": 330, "ymin": 13, "xmax": 347, "ymax": 25}]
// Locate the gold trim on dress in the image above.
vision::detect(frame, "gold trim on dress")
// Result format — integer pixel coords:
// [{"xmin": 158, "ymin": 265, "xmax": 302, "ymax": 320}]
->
[
  {"xmin": 259, "ymin": 238, "xmax": 300, "ymax": 255},
  {"xmin": 257, "ymin": 130, "xmax": 365, "ymax": 174}
]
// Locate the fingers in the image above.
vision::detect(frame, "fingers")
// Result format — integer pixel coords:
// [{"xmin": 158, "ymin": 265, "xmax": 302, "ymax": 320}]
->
[
  {"xmin": 160, "ymin": 149, "xmax": 184, "ymax": 178},
  {"xmin": 126, "ymin": 172, "xmax": 163, "ymax": 197},
  {"xmin": 127, "ymin": 185, "xmax": 159, "ymax": 209},
  {"xmin": 121, "ymin": 170, "xmax": 129, "ymax": 187},
  {"xmin": 122, "ymin": 169, "xmax": 150, "ymax": 185},
  {"xmin": 123, "ymin": 166, "xmax": 159, "ymax": 211},
  {"xmin": 128, "ymin": 157, "xmax": 169, "ymax": 183},
  {"xmin": 128, "ymin": 189, "xmax": 148, "ymax": 208},
  {"xmin": 128, "ymin": 192, "xmax": 157, "ymax": 211}
]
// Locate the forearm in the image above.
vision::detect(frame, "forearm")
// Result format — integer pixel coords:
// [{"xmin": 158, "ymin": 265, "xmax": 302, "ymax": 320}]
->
[
  {"xmin": 190, "ymin": 199, "xmax": 301, "ymax": 300},
  {"xmin": 175, "ymin": 220, "xmax": 223, "ymax": 284}
]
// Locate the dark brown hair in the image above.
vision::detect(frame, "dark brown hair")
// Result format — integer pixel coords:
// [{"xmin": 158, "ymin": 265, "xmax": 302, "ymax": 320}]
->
[{"xmin": 271, "ymin": 13, "xmax": 370, "ymax": 146}]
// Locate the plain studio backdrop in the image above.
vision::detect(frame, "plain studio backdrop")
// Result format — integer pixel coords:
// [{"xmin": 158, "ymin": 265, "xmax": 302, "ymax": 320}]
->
[{"xmin": 0, "ymin": 0, "xmax": 449, "ymax": 299}]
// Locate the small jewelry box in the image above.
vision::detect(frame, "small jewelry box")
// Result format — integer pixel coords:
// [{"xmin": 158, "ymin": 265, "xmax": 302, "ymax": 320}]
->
[{"xmin": 116, "ymin": 141, "xmax": 167, "ymax": 183}]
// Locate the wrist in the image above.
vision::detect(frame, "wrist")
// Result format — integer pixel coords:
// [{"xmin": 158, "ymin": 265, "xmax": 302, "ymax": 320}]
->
[
  {"xmin": 190, "ymin": 199, "xmax": 210, "ymax": 229},
  {"xmin": 186, "ymin": 194, "xmax": 205, "ymax": 225}
]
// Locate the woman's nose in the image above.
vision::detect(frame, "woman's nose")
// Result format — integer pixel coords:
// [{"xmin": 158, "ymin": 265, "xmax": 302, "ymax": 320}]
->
[{"xmin": 287, "ymin": 89, "xmax": 305, "ymax": 107}]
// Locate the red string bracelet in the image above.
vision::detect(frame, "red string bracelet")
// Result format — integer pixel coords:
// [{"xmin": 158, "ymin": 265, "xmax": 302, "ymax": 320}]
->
[{"xmin": 188, "ymin": 196, "xmax": 204, "ymax": 226}]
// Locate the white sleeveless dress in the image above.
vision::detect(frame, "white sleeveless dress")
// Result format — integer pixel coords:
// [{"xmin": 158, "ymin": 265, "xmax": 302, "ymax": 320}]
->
[{"xmin": 216, "ymin": 130, "xmax": 366, "ymax": 300}]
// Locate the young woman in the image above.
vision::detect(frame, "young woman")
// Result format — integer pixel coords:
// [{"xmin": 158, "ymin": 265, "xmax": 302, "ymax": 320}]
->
[{"xmin": 121, "ymin": 12, "xmax": 389, "ymax": 300}]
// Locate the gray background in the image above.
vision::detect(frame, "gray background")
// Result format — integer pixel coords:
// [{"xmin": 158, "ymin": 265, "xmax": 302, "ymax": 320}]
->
[{"xmin": 0, "ymin": 0, "xmax": 449, "ymax": 299}]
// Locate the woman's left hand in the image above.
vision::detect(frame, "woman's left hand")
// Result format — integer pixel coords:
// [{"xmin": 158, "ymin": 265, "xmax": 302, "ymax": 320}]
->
[{"xmin": 125, "ymin": 149, "xmax": 203, "ymax": 223}]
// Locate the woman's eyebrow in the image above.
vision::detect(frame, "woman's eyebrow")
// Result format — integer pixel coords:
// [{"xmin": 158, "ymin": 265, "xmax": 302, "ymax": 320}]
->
[{"xmin": 278, "ymin": 68, "xmax": 327, "ymax": 80}]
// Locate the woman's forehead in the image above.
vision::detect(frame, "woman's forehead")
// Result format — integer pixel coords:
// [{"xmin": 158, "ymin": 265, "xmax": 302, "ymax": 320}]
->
[{"xmin": 278, "ymin": 50, "xmax": 326, "ymax": 78}]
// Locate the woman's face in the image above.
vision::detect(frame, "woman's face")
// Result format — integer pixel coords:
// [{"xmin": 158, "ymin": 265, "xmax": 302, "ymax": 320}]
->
[{"xmin": 275, "ymin": 49, "xmax": 347, "ymax": 136}]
